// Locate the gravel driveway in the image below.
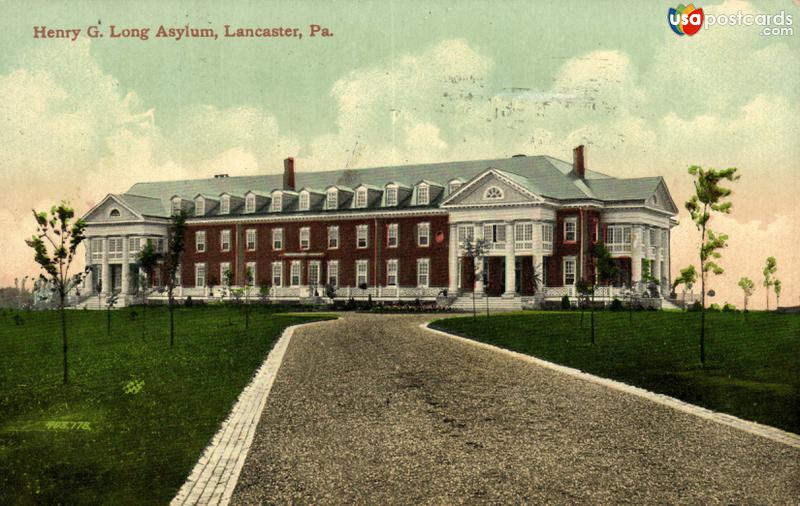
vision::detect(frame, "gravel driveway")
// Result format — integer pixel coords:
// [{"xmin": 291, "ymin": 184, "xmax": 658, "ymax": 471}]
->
[{"xmin": 231, "ymin": 313, "xmax": 800, "ymax": 504}]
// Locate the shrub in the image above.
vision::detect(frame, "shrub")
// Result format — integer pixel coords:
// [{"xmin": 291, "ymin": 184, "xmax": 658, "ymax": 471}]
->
[
  {"xmin": 185, "ymin": 296, "xmax": 193, "ymax": 308},
  {"xmin": 129, "ymin": 310, "xmax": 138, "ymax": 321},
  {"xmin": 688, "ymin": 301, "xmax": 703, "ymax": 312},
  {"xmin": 13, "ymin": 314, "xmax": 23, "ymax": 325},
  {"xmin": 560, "ymin": 295, "xmax": 571, "ymax": 310},
  {"xmin": 722, "ymin": 302, "xmax": 737, "ymax": 312},
  {"xmin": 324, "ymin": 284, "xmax": 336, "ymax": 299},
  {"xmin": 709, "ymin": 303, "xmax": 722, "ymax": 312},
  {"xmin": 610, "ymin": 298, "xmax": 623, "ymax": 311}
]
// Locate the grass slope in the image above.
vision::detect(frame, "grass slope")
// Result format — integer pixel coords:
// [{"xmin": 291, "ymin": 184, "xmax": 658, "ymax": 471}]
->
[
  {"xmin": 432, "ymin": 311, "xmax": 800, "ymax": 435},
  {"xmin": 0, "ymin": 305, "xmax": 333, "ymax": 505}
]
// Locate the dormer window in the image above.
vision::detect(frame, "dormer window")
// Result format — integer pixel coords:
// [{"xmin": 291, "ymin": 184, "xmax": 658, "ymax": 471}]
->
[
  {"xmin": 271, "ymin": 193, "xmax": 283, "ymax": 212},
  {"xmin": 220, "ymin": 195, "xmax": 230, "ymax": 215},
  {"xmin": 326, "ymin": 189, "xmax": 338, "ymax": 210},
  {"xmin": 355, "ymin": 188, "xmax": 367, "ymax": 208},
  {"xmin": 448, "ymin": 181, "xmax": 462, "ymax": 194},
  {"xmin": 109, "ymin": 209, "xmax": 120, "ymax": 217},
  {"xmin": 417, "ymin": 184, "xmax": 429, "ymax": 205},
  {"xmin": 245, "ymin": 194, "xmax": 256, "ymax": 214},
  {"xmin": 385, "ymin": 186, "xmax": 397, "ymax": 207},
  {"xmin": 195, "ymin": 197, "xmax": 205, "ymax": 216},
  {"xmin": 171, "ymin": 197, "xmax": 182, "ymax": 216},
  {"xmin": 299, "ymin": 192, "xmax": 309, "ymax": 211},
  {"xmin": 484, "ymin": 186, "xmax": 503, "ymax": 200}
]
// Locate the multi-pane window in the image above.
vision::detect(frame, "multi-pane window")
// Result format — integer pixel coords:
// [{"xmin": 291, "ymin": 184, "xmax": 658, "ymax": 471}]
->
[
  {"xmin": 484, "ymin": 186, "xmax": 503, "ymax": 200},
  {"xmin": 220, "ymin": 195, "xmax": 230, "ymax": 215},
  {"xmin": 326, "ymin": 189, "xmax": 338, "ymax": 210},
  {"xmin": 91, "ymin": 238, "xmax": 103, "ymax": 262},
  {"xmin": 483, "ymin": 224, "xmax": 506, "ymax": 246},
  {"xmin": 128, "ymin": 237, "xmax": 141, "ymax": 255},
  {"xmin": 299, "ymin": 227, "xmax": 310, "ymax": 250},
  {"xmin": 515, "ymin": 222, "xmax": 534, "ymax": 250},
  {"xmin": 564, "ymin": 218, "xmax": 577, "ymax": 243},
  {"xmin": 220, "ymin": 229, "xmax": 231, "ymax": 252},
  {"xmin": 299, "ymin": 192, "xmax": 309, "ymax": 211},
  {"xmin": 195, "ymin": 263, "xmax": 206, "ymax": 287},
  {"xmin": 356, "ymin": 260, "xmax": 369, "ymax": 287},
  {"xmin": 196, "ymin": 231, "xmax": 206, "ymax": 253},
  {"xmin": 195, "ymin": 197, "xmax": 205, "ymax": 216},
  {"xmin": 171, "ymin": 198, "xmax": 181, "ymax": 216},
  {"xmin": 271, "ymin": 193, "xmax": 282, "ymax": 212},
  {"xmin": 290, "ymin": 261, "xmax": 301, "ymax": 286},
  {"xmin": 175, "ymin": 264, "xmax": 182, "ymax": 287},
  {"xmin": 449, "ymin": 181, "xmax": 462, "ymax": 194},
  {"xmin": 417, "ymin": 184, "xmax": 429, "ymax": 205},
  {"xmin": 387, "ymin": 223, "xmax": 399, "ymax": 247},
  {"xmin": 245, "ymin": 194, "xmax": 256, "ymax": 214},
  {"xmin": 385, "ymin": 187, "xmax": 397, "ymax": 206},
  {"xmin": 387, "ymin": 259, "xmax": 398, "ymax": 286},
  {"xmin": 108, "ymin": 237, "xmax": 123, "ymax": 261},
  {"xmin": 417, "ymin": 258, "xmax": 430, "ymax": 287},
  {"xmin": 356, "ymin": 224, "xmax": 368, "ymax": 249},
  {"xmin": 417, "ymin": 222, "xmax": 430, "ymax": 247},
  {"xmin": 606, "ymin": 225, "xmax": 632, "ymax": 253},
  {"xmin": 457, "ymin": 224, "xmax": 474, "ymax": 246},
  {"xmin": 563, "ymin": 257, "xmax": 576, "ymax": 285},
  {"xmin": 542, "ymin": 223, "xmax": 554, "ymax": 245},
  {"xmin": 220, "ymin": 262, "xmax": 231, "ymax": 285},
  {"xmin": 271, "ymin": 262, "xmax": 283, "ymax": 287},
  {"xmin": 272, "ymin": 228, "xmax": 283, "ymax": 250},
  {"xmin": 327, "ymin": 226, "xmax": 339, "ymax": 249},
  {"xmin": 156, "ymin": 238, "xmax": 165, "ymax": 253},
  {"xmin": 327, "ymin": 260, "xmax": 339, "ymax": 287},
  {"xmin": 245, "ymin": 262, "xmax": 256, "ymax": 286},
  {"xmin": 308, "ymin": 261, "xmax": 321, "ymax": 286},
  {"xmin": 246, "ymin": 228, "xmax": 257, "ymax": 251},
  {"xmin": 355, "ymin": 188, "xmax": 367, "ymax": 208}
]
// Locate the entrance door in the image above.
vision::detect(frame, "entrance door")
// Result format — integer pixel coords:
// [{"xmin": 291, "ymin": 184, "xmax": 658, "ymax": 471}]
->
[
  {"xmin": 110, "ymin": 265, "xmax": 122, "ymax": 292},
  {"xmin": 485, "ymin": 257, "xmax": 505, "ymax": 296}
]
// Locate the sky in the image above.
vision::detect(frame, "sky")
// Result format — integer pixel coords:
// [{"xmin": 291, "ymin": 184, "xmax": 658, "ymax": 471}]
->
[{"xmin": 1, "ymin": 0, "xmax": 797, "ymax": 308}]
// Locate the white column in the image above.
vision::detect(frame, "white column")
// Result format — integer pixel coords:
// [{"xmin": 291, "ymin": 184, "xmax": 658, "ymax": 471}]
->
[
  {"xmin": 84, "ymin": 243, "xmax": 93, "ymax": 294},
  {"xmin": 101, "ymin": 237, "xmax": 110, "ymax": 295},
  {"xmin": 474, "ymin": 222, "xmax": 484, "ymax": 295},
  {"xmin": 631, "ymin": 226, "xmax": 643, "ymax": 290},
  {"xmin": 448, "ymin": 223, "xmax": 458, "ymax": 293},
  {"xmin": 121, "ymin": 236, "xmax": 129, "ymax": 295},
  {"xmin": 503, "ymin": 221, "xmax": 516, "ymax": 297}
]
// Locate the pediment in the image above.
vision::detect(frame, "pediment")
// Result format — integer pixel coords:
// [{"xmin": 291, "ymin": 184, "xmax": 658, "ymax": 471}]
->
[
  {"xmin": 442, "ymin": 169, "xmax": 542, "ymax": 207},
  {"xmin": 82, "ymin": 195, "xmax": 142, "ymax": 224},
  {"xmin": 648, "ymin": 180, "xmax": 678, "ymax": 213}
]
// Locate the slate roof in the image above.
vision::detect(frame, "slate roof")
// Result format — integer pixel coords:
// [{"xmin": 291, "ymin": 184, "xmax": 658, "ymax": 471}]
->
[{"xmin": 115, "ymin": 154, "xmax": 671, "ymax": 218}]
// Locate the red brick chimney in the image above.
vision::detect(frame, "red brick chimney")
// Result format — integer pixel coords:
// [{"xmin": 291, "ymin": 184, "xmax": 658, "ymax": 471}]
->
[
  {"xmin": 283, "ymin": 157, "xmax": 295, "ymax": 191},
  {"xmin": 573, "ymin": 145, "xmax": 586, "ymax": 178}
]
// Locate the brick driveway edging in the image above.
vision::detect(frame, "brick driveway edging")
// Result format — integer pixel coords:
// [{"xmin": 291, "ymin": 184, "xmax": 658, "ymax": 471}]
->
[
  {"xmin": 423, "ymin": 322, "xmax": 800, "ymax": 450},
  {"xmin": 172, "ymin": 319, "xmax": 333, "ymax": 506}
]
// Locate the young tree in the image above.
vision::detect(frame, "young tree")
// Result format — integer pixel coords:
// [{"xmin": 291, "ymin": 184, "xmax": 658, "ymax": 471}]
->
[
  {"xmin": 106, "ymin": 290, "xmax": 120, "ymax": 337},
  {"xmin": 163, "ymin": 212, "xmax": 187, "ymax": 346},
  {"xmin": 222, "ymin": 266, "xmax": 234, "ymax": 326},
  {"xmin": 774, "ymin": 279, "xmax": 782, "ymax": 310},
  {"xmin": 685, "ymin": 165, "xmax": 739, "ymax": 365},
  {"xmin": 137, "ymin": 241, "xmax": 161, "ymax": 339},
  {"xmin": 575, "ymin": 279, "xmax": 590, "ymax": 327},
  {"xmin": 737, "ymin": 277, "xmax": 754, "ymax": 317},
  {"xmin": 672, "ymin": 265, "xmax": 698, "ymax": 311},
  {"xmin": 589, "ymin": 242, "xmax": 618, "ymax": 344},
  {"xmin": 462, "ymin": 238, "xmax": 488, "ymax": 319},
  {"xmin": 25, "ymin": 202, "xmax": 87, "ymax": 384},
  {"xmin": 762, "ymin": 257, "xmax": 777, "ymax": 310},
  {"xmin": 244, "ymin": 266, "xmax": 253, "ymax": 329}
]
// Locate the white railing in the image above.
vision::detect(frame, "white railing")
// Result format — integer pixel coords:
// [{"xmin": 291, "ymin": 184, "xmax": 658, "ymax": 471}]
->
[
  {"xmin": 608, "ymin": 243, "xmax": 632, "ymax": 255},
  {"xmin": 542, "ymin": 242, "xmax": 553, "ymax": 255},
  {"xmin": 515, "ymin": 241, "xmax": 534, "ymax": 250}
]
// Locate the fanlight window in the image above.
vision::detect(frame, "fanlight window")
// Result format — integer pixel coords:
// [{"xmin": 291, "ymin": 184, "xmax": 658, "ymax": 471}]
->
[
  {"xmin": 109, "ymin": 208, "xmax": 121, "ymax": 217},
  {"xmin": 484, "ymin": 186, "xmax": 503, "ymax": 200}
]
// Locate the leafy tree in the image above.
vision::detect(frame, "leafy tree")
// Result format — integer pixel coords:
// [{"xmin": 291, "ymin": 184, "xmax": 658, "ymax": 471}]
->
[
  {"xmin": 685, "ymin": 164, "xmax": 739, "ymax": 365},
  {"xmin": 672, "ymin": 265, "xmax": 698, "ymax": 311},
  {"xmin": 575, "ymin": 279, "xmax": 590, "ymax": 327},
  {"xmin": 106, "ymin": 290, "xmax": 120, "ymax": 337},
  {"xmin": 163, "ymin": 212, "xmax": 187, "ymax": 345},
  {"xmin": 244, "ymin": 266, "xmax": 253, "ymax": 329},
  {"xmin": 137, "ymin": 241, "xmax": 161, "ymax": 339},
  {"xmin": 462, "ymin": 237, "xmax": 488, "ymax": 319},
  {"xmin": 222, "ymin": 266, "xmax": 234, "ymax": 326},
  {"xmin": 762, "ymin": 257, "xmax": 777, "ymax": 310},
  {"xmin": 774, "ymin": 279, "xmax": 782, "ymax": 310},
  {"xmin": 25, "ymin": 202, "xmax": 87, "ymax": 384},
  {"xmin": 589, "ymin": 242, "xmax": 618, "ymax": 344},
  {"xmin": 737, "ymin": 277, "xmax": 754, "ymax": 314}
]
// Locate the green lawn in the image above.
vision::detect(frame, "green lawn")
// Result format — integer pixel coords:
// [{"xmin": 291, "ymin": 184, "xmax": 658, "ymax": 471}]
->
[
  {"xmin": 0, "ymin": 305, "xmax": 334, "ymax": 505},
  {"xmin": 431, "ymin": 311, "xmax": 800, "ymax": 435}
]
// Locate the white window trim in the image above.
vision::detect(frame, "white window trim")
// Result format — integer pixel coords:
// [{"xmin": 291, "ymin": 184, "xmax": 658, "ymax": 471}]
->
[
  {"xmin": 290, "ymin": 260, "xmax": 302, "ymax": 287},
  {"xmin": 564, "ymin": 217, "xmax": 577, "ymax": 243},
  {"xmin": 196, "ymin": 231, "xmax": 206, "ymax": 253},
  {"xmin": 328, "ymin": 225, "xmax": 339, "ymax": 249},
  {"xmin": 417, "ymin": 184, "xmax": 429, "ymax": 205},
  {"xmin": 299, "ymin": 227, "xmax": 310, "ymax": 250},
  {"xmin": 326, "ymin": 189, "xmax": 338, "ymax": 210},
  {"xmin": 171, "ymin": 198, "xmax": 182, "ymax": 216},
  {"xmin": 327, "ymin": 260, "xmax": 339, "ymax": 287},
  {"xmin": 483, "ymin": 186, "xmax": 503, "ymax": 200},
  {"xmin": 356, "ymin": 224, "xmax": 369, "ymax": 249},
  {"xmin": 417, "ymin": 222, "xmax": 430, "ymax": 247},
  {"xmin": 220, "ymin": 262, "xmax": 231, "ymax": 286},
  {"xmin": 220, "ymin": 195, "xmax": 230, "ymax": 215},
  {"xmin": 448, "ymin": 180, "xmax": 462, "ymax": 195},
  {"xmin": 245, "ymin": 194, "xmax": 256, "ymax": 214},
  {"xmin": 387, "ymin": 259, "xmax": 398, "ymax": 286},
  {"xmin": 308, "ymin": 260, "xmax": 321, "ymax": 286},
  {"xmin": 271, "ymin": 261, "xmax": 283, "ymax": 287},
  {"xmin": 355, "ymin": 188, "xmax": 368, "ymax": 208},
  {"xmin": 563, "ymin": 256, "xmax": 577, "ymax": 286},
  {"xmin": 385, "ymin": 186, "xmax": 398, "ymax": 207},
  {"xmin": 195, "ymin": 197, "xmax": 205, "ymax": 216},
  {"xmin": 246, "ymin": 228, "xmax": 257, "ymax": 251},
  {"xmin": 272, "ymin": 228, "xmax": 284, "ymax": 250},
  {"xmin": 356, "ymin": 259, "xmax": 369, "ymax": 287},
  {"xmin": 299, "ymin": 192, "xmax": 310, "ymax": 211},
  {"xmin": 271, "ymin": 193, "xmax": 283, "ymax": 213},
  {"xmin": 387, "ymin": 223, "xmax": 399, "ymax": 248},
  {"xmin": 417, "ymin": 258, "xmax": 430, "ymax": 288},
  {"xmin": 195, "ymin": 263, "xmax": 206, "ymax": 288},
  {"xmin": 245, "ymin": 262, "xmax": 256, "ymax": 286},
  {"xmin": 220, "ymin": 229, "xmax": 231, "ymax": 252}
]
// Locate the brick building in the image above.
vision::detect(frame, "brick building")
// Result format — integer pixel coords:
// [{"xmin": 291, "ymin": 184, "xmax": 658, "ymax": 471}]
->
[{"xmin": 80, "ymin": 146, "xmax": 678, "ymax": 306}]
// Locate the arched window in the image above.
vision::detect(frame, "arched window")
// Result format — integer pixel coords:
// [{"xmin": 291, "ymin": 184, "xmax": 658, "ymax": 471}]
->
[
  {"xmin": 484, "ymin": 186, "xmax": 503, "ymax": 200},
  {"xmin": 109, "ymin": 208, "xmax": 120, "ymax": 217}
]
